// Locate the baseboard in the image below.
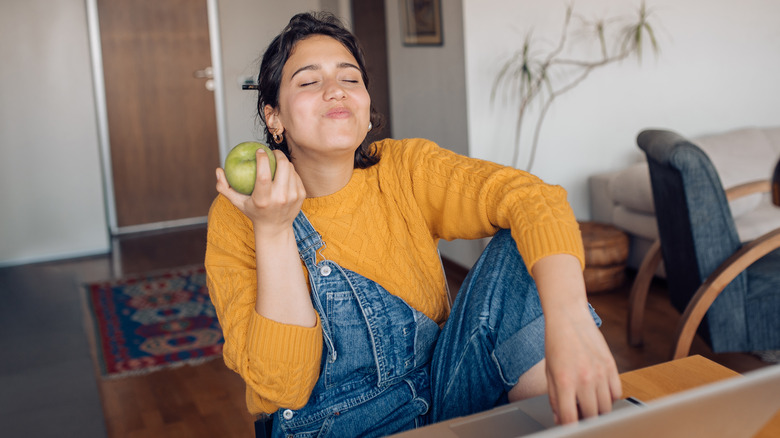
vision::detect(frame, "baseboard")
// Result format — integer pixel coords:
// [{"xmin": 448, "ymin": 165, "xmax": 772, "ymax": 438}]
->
[{"xmin": 0, "ymin": 247, "xmax": 110, "ymax": 269}]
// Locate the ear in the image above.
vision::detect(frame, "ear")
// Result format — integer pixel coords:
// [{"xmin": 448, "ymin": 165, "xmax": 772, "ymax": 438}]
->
[{"xmin": 264, "ymin": 105, "xmax": 284, "ymax": 135}]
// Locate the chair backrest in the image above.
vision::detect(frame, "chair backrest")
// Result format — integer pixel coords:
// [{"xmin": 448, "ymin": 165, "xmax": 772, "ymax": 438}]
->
[{"xmin": 637, "ymin": 129, "xmax": 750, "ymax": 351}]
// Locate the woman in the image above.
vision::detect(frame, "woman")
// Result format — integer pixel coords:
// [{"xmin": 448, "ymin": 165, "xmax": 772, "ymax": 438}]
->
[{"xmin": 205, "ymin": 12, "xmax": 621, "ymax": 438}]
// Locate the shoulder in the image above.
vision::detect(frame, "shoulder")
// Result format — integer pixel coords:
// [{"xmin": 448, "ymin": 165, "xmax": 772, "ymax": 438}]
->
[
  {"xmin": 373, "ymin": 137, "xmax": 437, "ymax": 154},
  {"xmin": 372, "ymin": 138, "xmax": 449, "ymax": 168},
  {"xmin": 374, "ymin": 137, "xmax": 506, "ymax": 177}
]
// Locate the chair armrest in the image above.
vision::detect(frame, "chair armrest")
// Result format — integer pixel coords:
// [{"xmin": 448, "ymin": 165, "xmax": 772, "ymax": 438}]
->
[
  {"xmin": 671, "ymin": 227, "xmax": 780, "ymax": 359},
  {"xmin": 725, "ymin": 180, "xmax": 770, "ymax": 202}
]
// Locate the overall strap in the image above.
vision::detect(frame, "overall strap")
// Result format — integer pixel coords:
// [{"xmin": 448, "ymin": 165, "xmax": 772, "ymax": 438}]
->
[
  {"xmin": 292, "ymin": 211, "xmax": 325, "ymax": 265},
  {"xmin": 291, "ymin": 210, "xmax": 337, "ymax": 360}
]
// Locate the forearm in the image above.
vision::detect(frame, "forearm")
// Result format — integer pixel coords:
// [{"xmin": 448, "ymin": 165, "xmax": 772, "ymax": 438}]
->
[
  {"xmin": 531, "ymin": 253, "xmax": 622, "ymax": 424},
  {"xmin": 531, "ymin": 254, "xmax": 589, "ymax": 318},
  {"xmin": 254, "ymin": 225, "xmax": 317, "ymax": 327}
]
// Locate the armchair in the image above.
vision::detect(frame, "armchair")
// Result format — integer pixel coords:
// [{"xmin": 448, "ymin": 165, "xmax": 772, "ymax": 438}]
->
[{"xmin": 631, "ymin": 129, "xmax": 780, "ymax": 359}]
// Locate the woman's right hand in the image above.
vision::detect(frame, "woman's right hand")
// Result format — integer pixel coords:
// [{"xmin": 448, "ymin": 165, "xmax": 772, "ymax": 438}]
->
[
  {"xmin": 217, "ymin": 148, "xmax": 314, "ymax": 327},
  {"xmin": 216, "ymin": 149, "xmax": 306, "ymax": 236}
]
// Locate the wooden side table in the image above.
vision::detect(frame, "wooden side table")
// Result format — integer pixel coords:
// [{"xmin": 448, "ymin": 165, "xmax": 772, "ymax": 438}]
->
[{"xmin": 579, "ymin": 221, "xmax": 629, "ymax": 293}]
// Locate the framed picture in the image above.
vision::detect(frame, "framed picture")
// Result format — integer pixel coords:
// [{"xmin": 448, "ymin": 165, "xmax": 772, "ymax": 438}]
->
[{"xmin": 401, "ymin": 0, "xmax": 442, "ymax": 46}]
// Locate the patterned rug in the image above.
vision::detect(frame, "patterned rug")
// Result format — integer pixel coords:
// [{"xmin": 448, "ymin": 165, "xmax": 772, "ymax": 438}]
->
[{"xmin": 85, "ymin": 265, "xmax": 223, "ymax": 378}]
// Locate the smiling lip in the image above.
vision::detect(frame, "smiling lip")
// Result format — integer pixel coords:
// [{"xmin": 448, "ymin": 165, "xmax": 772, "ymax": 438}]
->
[{"xmin": 325, "ymin": 107, "xmax": 351, "ymax": 119}]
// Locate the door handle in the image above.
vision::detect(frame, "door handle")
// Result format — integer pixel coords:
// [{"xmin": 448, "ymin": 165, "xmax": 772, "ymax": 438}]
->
[
  {"xmin": 193, "ymin": 66, "xmax": 213, "ymax": 79},
  {"xmin": 194, "ymin": 66, "xmax": 215, "ymax": 91}
]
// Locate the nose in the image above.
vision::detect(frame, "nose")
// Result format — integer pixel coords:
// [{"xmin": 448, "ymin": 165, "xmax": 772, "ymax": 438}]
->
[{"xmin": 323, "ymin": 78, "xmax": 346, "ymax": 101}]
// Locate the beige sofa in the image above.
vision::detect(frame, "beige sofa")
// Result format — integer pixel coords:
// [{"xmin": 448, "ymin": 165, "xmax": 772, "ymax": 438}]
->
[{"xmin": 589, "ymin": 126, "xmax": 780, "ymax": 274}]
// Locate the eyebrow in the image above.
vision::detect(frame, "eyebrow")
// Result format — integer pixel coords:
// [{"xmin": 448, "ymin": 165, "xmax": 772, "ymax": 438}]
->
[{"xmin": 290, "ymin": 62, "xmax": 361, "ymax": 80}]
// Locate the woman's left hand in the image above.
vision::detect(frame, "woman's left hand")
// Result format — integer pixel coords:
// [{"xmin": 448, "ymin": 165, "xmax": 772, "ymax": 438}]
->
[
  {"xmin": 544, "ymin": 304, "xmax": 622, "ymax": 424},
  {"xmin": 532, "ymin": 254, "xmax": 622, "ymax": 425}
]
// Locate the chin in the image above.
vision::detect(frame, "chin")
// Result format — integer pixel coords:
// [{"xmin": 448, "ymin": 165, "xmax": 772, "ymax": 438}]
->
[{"xmin": 324, "ymin": 134, "xmax": 364, "ymax": 151}]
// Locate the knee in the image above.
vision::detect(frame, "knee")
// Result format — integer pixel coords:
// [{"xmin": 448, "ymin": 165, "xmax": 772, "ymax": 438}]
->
[
  {"xmin": 484, "ymin": 229, "xmax": 520, "ymax": 260},
  {"xmin": 493, "ymin": 229, "xmax": 513, "ymax": 245},
  {"xmin": 482, "ymin": 229, "xmax": 531, "ymax": 279}
]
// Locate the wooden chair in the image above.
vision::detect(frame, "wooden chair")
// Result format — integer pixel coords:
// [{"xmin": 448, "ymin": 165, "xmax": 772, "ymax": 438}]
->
[
  {"xmin": 629, "ymin": 129, "xmax": 780, "ymax": 360},
  {"xmin": 627, "ymin": 180, "xmax": 772, "ymax": 347}
]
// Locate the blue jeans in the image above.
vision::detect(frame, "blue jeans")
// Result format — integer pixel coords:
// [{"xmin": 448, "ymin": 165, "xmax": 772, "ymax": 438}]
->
[{"xmin": 262, "ymin": 213, "xmax": 600, "ymax": 437}]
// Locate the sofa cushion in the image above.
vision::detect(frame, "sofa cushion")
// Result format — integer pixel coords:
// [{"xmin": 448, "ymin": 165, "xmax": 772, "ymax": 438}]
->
[
  {"xmin": 694, "ymin": 127, "xmax": 780, "ymax": 217},
  {"xmin": 758, "ymin": 126, "xmax": 780, "ymax": 152},
  {"xmin": 694, "ymin": 127, "xmax": 778, "ymax": 186},
  {"xmin": 734, "ymin": 194, "xmax": 780, "ymax": 242},
  {"xmin": 608, "ymin": 162, "xmax": 656, "ymax": 214},
  {"xmin": 612, "ymin": 204, "xmax": 659, "ymax": 241}
]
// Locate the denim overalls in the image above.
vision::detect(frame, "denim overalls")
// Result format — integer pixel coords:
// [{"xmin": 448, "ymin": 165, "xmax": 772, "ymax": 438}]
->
[{"xmin": 264, "ymin": 212, "xmax": 601, "ymax": 437}]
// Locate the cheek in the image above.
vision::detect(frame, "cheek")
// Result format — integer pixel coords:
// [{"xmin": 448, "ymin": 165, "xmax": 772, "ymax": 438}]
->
[
  {"xmin": 281, "ymin": 93, "xmax": 313, "ymax": 128},
  {"xmin": 357, "ymin": 90, "xmax": 372, "ymax": 118}
]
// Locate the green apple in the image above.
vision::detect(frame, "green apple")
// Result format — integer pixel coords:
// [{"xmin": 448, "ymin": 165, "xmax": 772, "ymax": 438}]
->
[{"xmin": 223, "ymin": 141, "xmax": 277, "ymax": 195}]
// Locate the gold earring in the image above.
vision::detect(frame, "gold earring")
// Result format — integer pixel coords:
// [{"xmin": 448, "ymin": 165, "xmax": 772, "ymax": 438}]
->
[{"xmin": 273, "ymin": 131, "xmax": 283, "ymax": 144}]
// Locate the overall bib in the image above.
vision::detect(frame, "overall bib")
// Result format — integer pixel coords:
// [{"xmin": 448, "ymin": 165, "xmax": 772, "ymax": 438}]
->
[
  {"xmin": 266, "ymin": 212, "xmax": 440, "ymax": 437},
  {"xmin": 262, "ymin": 212, "xmax": 601, "ymax": 437}
]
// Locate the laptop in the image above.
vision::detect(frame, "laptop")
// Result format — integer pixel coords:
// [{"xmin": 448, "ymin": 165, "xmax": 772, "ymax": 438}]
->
[{"xmin": 392, "ymin": 364, "xmax": 780, "ymax": 438}]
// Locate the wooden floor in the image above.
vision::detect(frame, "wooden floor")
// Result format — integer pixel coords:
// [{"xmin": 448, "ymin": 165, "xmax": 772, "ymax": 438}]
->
[{"xmin": 25, "ymin": 225, "xmax": 773, "ymax": 437}]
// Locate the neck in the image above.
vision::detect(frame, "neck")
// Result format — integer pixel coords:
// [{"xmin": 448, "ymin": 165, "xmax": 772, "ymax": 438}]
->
[{"xmin": 294, "ymin": 154, "xmax": 355, "ymax": 198}]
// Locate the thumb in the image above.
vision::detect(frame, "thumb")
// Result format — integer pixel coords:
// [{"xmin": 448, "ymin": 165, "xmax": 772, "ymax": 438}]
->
[{"xmin": 215, "ymin": 167, "xmax": 247, "ymax": 205}]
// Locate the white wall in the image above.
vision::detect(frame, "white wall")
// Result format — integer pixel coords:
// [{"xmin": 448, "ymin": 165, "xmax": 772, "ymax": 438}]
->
[
  {"xmin": 0, "ymin": 0, "xmax": 109, "ymax": 267},
  {"xmin": 463, "ymin": 0, "xmax": 780, "ymax": 219},
  {"xmin": 385, "ymin": 0, "xmax": 487, "ymax": 267}
]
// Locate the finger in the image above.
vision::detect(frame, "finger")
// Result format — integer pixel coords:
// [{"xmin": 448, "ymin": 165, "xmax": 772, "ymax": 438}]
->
[
  {"xmin": 269, "ymin": 151, "xmax": 304, "ymax": 201},
  {"xmin": 285, "ymin": 164, "xmax": 301, "ymax": 201},
  {"xmin": 556, "ymin": 391, "xmax": 579, "ymax": 424},
  {"xmin": 282, "ymin": 159, "xmax": 306, "ymax": 202},
  {"xmin": 547, "ymin": 378, "xmax": 560, "ymax": 425},
  {"xmin": 596, "ymin": 379, "xmax": 614, "ymax": 416},
  {"xmin": 609, "ymin": 366, "xmax": 623, "ymax": 402},
  {"xmin": 255, "ymin": 149, "xmax": 274, "ymax": 186},
  {"xmin": 274, "ymin": 161, "xmax": 295, "ymax": 203},
  {"xmin": 576, "ymin": 388, "xmax": 599, "ymax": 420},
  {"xmin": 548, "ymin": 373, "xmax": 578, "ymax": 425},
  {"xmin": 248, "ymin": 153, "xmax": 276, "ymax": 208},
  {"xmin": 294, "ymin": 172, "xmax": 307, "ymax": 200},
  {"xmin": 270, "ymin": 150, "xmax": 290, "ymax": 183},
  {"xmin": 215, "ymin": 167, "xmax": 229, "ymax": 192},
  {"xmin": 547, "ymin": 361, "xmax": 579, "ymax": 424},
  {"xmin": 272, "ymin": 149, "xmax": 288, "ymax": 163}
]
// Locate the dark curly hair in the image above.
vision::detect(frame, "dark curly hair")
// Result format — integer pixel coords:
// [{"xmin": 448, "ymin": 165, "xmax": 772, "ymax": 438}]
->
[{"xmin": 255, "ymin": 12, "xmax": 382, "ymax": 168}]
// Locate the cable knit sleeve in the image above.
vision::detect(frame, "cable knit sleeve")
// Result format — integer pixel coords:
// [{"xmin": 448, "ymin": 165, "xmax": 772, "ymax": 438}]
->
[
  {"xmin": 204, "ymin": 195, "xmax": 323, "ymax": 414},
  {"xmin": 397, "ymin": 138, "xmax": 584, "ymax": 272}
]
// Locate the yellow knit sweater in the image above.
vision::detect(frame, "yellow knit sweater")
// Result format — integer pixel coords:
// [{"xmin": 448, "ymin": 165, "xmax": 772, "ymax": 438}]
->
[{"xmin": 204, "ymin": 138, "xmax": 584, "ymax": 416}]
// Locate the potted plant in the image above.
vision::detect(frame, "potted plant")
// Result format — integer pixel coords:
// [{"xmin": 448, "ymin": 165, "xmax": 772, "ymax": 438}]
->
[{"xmin": 492, "ymin": 1, "xmax": 662, "ymax": 170}]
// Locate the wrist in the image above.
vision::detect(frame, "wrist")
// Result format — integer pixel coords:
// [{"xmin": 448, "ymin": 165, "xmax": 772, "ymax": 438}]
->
[
  {"xmin": 254, "ymin": 226, "xmax": 299, "ymax": 266},
  {"xmin": 254, "ymin": 222, "xmax": 296, "ymax": 244}
]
